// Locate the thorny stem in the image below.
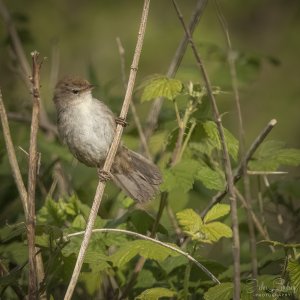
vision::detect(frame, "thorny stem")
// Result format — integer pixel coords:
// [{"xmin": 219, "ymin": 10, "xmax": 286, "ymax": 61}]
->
[
  {"xmin": 64, "ymin": 1, "xmax": 151, "ymax": 299},
  {"xmin": 214, "ymin": 0, "xmax": 258, "ymax": 282},
  {"xmin": 27, "ymin": 51, "xmax": 44, "ymax": 300},
  {"xmin": 0, "ymin": 75, "xmax": 46, "ymax": 300},
  {"xmin": 171, "ymin": 0, "xmax": 240, "ymax": 297}
]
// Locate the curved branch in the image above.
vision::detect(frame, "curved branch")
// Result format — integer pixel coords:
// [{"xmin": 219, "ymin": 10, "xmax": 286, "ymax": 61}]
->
[{"xmin": 66, "ymin": 228, "xmax": 220, "ymax": 285}]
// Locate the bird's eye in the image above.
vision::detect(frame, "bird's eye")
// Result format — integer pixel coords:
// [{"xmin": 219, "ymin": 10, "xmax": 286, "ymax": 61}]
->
[{"xmin": 72, "ymin": 89, "xmax": 79, "ymax": 94}]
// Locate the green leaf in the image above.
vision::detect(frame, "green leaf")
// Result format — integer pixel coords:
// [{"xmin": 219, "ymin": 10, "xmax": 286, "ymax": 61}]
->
[
  {"xmin": 135, "ymin": 287, "xmax": 176, "ymax": 300},
  {"xmin": 71, "ymin": 215, "xmax": 86, "ymax": 230},
  {"xmin": 135, "ymin": 269, "xmax": 156, "ymax": 289},
  {"xmin": 202, "ymin": 222, "xmax": 232, "ymax": 243},
  {"xmin": 287, "ymin": 259, "xmax": 300, "ymax": 298},
  {"xmin": 37, "ymin": 198, "xmax": 67, "ymax": 226},
  {"xmin": 204, "ymin": 282, "xmax": 233, "ymax": 300},
  {"xmin": 204, "ymin": 204, "xmax": 230, "ymax": 223},
  {"xmin": 176, "ymin": 209, "xmax": 203, "ymax": 234},
  {"xmin": 203, "ymin": 121, "xmax": 239, "ymax": 161},
  {"xmin": 141, "ymin": 75, "xmax": 183, "ymax": 102},
  {"xmin": 62, "ymin": 236, "xmax": 110, "ymax": 271},
  {"xmin": 110, "ymin": 240, "xmax": 179, "ymax": 268},
  {"xmin": 161, "ymin": 159, "xmax": 200, "ymax": 193},
  {"xmin": 176, "ymin": 208, "xmax": 232, "ymax": 243},
  {"xmin": 196, "ymin": 166, "xmax": 225, "ymax": 191},
  {"xmin": 249, "ymin": 140, "xmax": 300, "ymax": 171}
]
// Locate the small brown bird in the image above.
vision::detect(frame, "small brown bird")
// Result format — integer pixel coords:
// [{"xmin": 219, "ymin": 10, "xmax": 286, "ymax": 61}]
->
[{"xmin": 53, "ymin": 77, "xmax": 162, "ymax": 203}]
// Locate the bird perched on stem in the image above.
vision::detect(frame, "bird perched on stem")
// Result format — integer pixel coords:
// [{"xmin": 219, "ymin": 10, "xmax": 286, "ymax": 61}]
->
[{"xmin": 53, "ymin": 77, "xmax": 162, "ymax": 203}]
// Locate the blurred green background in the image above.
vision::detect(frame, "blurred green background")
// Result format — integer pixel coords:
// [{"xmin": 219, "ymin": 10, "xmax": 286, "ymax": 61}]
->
[
  {"xmin": 1, "ymin": 0, "xmax": 300, "ymax": 144},
  {"xmin": 1, "ymin": 0, "xmax": 300, "ymax": 217}
]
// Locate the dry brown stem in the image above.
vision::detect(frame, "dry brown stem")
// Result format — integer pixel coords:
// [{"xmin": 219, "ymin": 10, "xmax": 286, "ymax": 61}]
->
[
  {"xmin": 0, "ymin": 91, "xmax": 28, "ymax": 214},
  {"xmin": 26, "ymin": 51, "xmax": 44, "ymax": 300},
  {"xmin": 214, "ymin": 0, "xmax": 258, "ymax": 282},
  {"xmin": 171, "ymin": 0, "xmax": 240, "ymax": 297},
  {"xmin": 64, "ymin": 1, "xmax": 151, "ymax": 299}
]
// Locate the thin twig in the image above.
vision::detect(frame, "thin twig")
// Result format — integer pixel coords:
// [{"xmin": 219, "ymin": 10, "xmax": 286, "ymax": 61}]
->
[
  {"xmin": 64, "ymin": 2, "xmax": 151, "ymax": 299},
  {"xmin": 0, "ymin": 89, "xmax": 46, "ymax": 300},
  {"xmin": 7, "ymin": 112, "xmax": 58, "ymax": 136},
  {"xmin": 116, "ymin": 37, "xmax": 152, "ymax": 160},
  {"xmin": 214, "ymin": 0, "xmax": 258, "ymax": 282},
  {"xmin": 201, "ymin": 119, "xmax": 277, "ymax": 217},
  {"xmin": 171, "ymin": 0, "xmax": 240, "ymax": 297},
  {"xmin": 27, "ymin": 51, "xmax": 43, "ymax": 300},
  {"xmin": 248, "ymin": 170, "xmax": 287, "ymax": 175},
  {"xmin": 65, "ymin": 228, "xmax": 220, "ymax": 284},
  {"xmin": 142, "ymin": 0, "xmax": 208, "ymax": 150},
  {"xmin": 0, "ymin": 90, "xmax": 28, "ymax": 214},
  {"xmin": 234, "ymin": 187, "xmax": 275, "ymax": 252}
]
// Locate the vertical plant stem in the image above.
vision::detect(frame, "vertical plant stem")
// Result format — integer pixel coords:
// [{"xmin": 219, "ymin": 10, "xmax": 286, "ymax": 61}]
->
[
  {"xmin": 0, "ymin": 91, "xmax": 28, "ymax": 214},
  {"xmin": 171, "ymin": 0, "xmax": 240, "ymax": 297},
  {"xmin": 27, "ymin": 51, "xmax": 43, "ymax": 300},
  {"xmin": 183, "ymin": 262, "xmax": 192, "ymax": 300},
  {"xmin": 64, "ymin": 1, "xmax": 151, "ymax": 299},
  {"xmin": 143, "ymin": 0, "xmax": 208, "ymax": 147},
  {"xmin": 214, "ymin": 0, "xmax": 258, "ymax": 281}
]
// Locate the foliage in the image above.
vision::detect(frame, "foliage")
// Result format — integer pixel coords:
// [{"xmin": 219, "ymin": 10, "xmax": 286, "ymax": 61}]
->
[
  {"xmin": 141, "ymin": 75, "xmax": 183, "ymax": 102},
  {"xmin": 176, "ymin": 204, "xmax": 232, "ymax": 243},
  {"xmin": 1, "ymin": 3, "xmax": 300, "ymax": 299}
]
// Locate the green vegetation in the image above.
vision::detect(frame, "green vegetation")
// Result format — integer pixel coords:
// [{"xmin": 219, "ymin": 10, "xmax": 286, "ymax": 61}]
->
[{"xmin": 1, "ymin": 1, "xmax": 300, "ymax": 299}]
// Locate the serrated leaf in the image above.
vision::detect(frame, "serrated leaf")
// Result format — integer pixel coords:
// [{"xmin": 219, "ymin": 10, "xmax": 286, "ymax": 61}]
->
[
  {"xmin": 287, "ymin": 259, "xmax": 300, "ymax": 298},
  {"xmin": 176, "ymin": 209, "xmax": 203, "ymax": 234},
  {"xmin": 202, "ymin": 222, "xmax": 232, "ymax": 243},
  {"xmin": 161, "ymin": 159, "xmax": 200, "ymax": 193},
  {"xmin": 110, "ymin": 240, "xmax": 179, "ymax": 268},
  {"xmin": 203, "ymin": 121, "xmax": 239, "ymax": 161},
  {"xmin": 135, "ymin": 287, "xmax": 176, "ymax": 300},
  {"xmin": 204, "ymin": 282, "xmax": 233, "ymax": 300},
  {"xmin": 249, "ymin": 140, "xmax": 300, "ymax": 171},
  {"xmin": 141, "ymin": 75, "xmax": 183, "ymax": 102},
  {"xmin": 204, "ymin": 204, "xmax": 230, "ymax": 223},
  {"xmin": 196, "ymin": 166, "xmax": 225, "ymax": 191},
  {"xmin": 177, "ymin": 208, "xmax": 232, "ymax": 243}
]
